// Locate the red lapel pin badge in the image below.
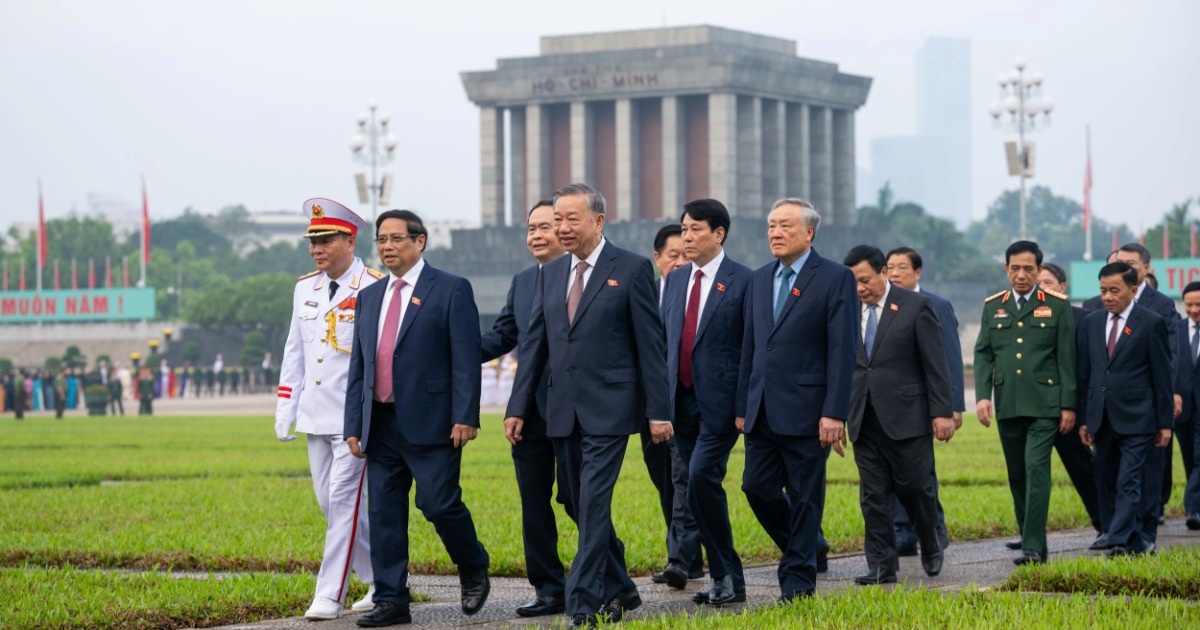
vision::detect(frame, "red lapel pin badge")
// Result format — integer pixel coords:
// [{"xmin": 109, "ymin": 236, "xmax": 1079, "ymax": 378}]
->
[
  {"xmin": 716, "ymin": 283, "xmax": 726, "ymax": 292},
  {"xmin": 607, "ymin": 279, "xmax": 619, "ymax": 287},
  {"xmin": 1124, "ymin": 326, "xmax": 1132, "ymax": 335},
  {"xmin": 411, "ymin": 297, "xmax": 421, "ymax": 306},
  {"xmin": 889, "ymin": 303, "xmax": 899, "ymax": 311},
  {"xmin": 791, "ymin": 287, "xmax": 800, "ymax": 297}
]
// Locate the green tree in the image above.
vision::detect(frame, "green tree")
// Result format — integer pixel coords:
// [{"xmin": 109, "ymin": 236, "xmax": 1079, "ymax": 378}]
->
[
  {"xmin": 181, "ymin": 341, "xmax": 202, "ymax": 364},
  {"xmin": 187, "ymin": 272, "xmax": 294, "ymax": 353},
  {"xmin": 0, "ymin": 358, "xmax": 12, "ymax": 374},
  {"xmin": 44, "ymin": 356, "xmax": 62, "ymax": 372},
  {"xmin": 240, "ymin": 330, "xmax": 269, "ymax": 367},
  {"xmin": 62, "ymin": 346, "xmax": 87, "ymax": 370},
  {"xmin": 855, "ymin": 188, "xmax": 991, "ymax": 283},
  {"xmin": 966, "ymin": 186, "xmax": 1134, "ymax": 263},
  {"xmin": 1143, "ymin": 198, "xmax": 1195, "ymax": 260}
]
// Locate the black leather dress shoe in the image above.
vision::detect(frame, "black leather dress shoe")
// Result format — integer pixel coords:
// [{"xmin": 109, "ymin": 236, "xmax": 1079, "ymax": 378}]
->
[
  {"xmin": 569, "ymin": 613, "xmax": 598, "ymax": 629},
  {"xmin": 1187, "ymin": 514, "xmax": 1200, "ymax": 530},
  {"xmin": 515, "ymin": 594, "xmax": 564, "ymax": 617},
  {"xmin": 661, "ymin": 562, "xmax": 689, "ymax": 589},
  {"xmin": 705, "ymin": 575, "xmax": 737, "ymax": 606},
  {"xmin": 1004, "ymin": 539, "xmax": 1022, "ymax": 550},
  {"xmin": 896, "ymin": 541, "xmax": 919, "ymax": 557},
  {"xmin": 1013, "ymin": 550, "xmax": 1044, "ymax": 565},
  {"xmin": 460, "ymin": 567, "xmax": 490, "ymax": 616},
  {"xmin": 599, "ymin": 588, "xmax": 642, "ymax": 622},
  {"xmin": 355, "ymin": 601, "xmax": 412, "ymax": 627},
  {"xmin": 921, "ymin": 551, "xmax": 943, "ymax": 576},
  {"xmin": 1088, "ymin": 533, "xmax": 1111, "ymax": 551},
  {"xmin": 817, "ymin": 546, "xmax": 829, "ymax": 573},
  {"xmin": 854, "ymin": 568, "xmax": 897, "ymax": 585},
  {"xmin": 692, "ymin": 584, "xmax": 746, "ymax": 604}
]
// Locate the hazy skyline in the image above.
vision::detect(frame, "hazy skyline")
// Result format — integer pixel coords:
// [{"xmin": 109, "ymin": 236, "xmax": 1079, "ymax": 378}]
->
[{"xmin": 1, "ymin": 0, "xmax": 1196, "ymax": 240}]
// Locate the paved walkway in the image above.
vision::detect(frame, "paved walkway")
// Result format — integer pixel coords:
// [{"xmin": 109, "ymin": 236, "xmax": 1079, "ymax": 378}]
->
[{"xmin": 205, "ymin": 519, "xmax": 1199, "ymax": 629}]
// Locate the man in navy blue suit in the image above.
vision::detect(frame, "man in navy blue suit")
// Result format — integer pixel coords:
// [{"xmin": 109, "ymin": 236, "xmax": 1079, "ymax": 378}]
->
[
  {"xmin": 659, "ymin": 199, "xmax": 752, "ymax": 605},
  {"xmin": 1114, "ymin": 243, "xmax": 1180, "ymax": 542},
  {"xmin": 506, "ymin": 183, "xmax": 672, "ymax": 629},
  {"xmin": 735, "ymin": 198, "xmax": 857, "ymax": 601},
  {"xmin": 344, "ymin": 209, "xmax": 490, "ymax": 627},
  {"xmin": 885, "ymin": 247, "xmax": 958, "ymax": 557},
  {"xmin": 480, "ymin": 199, "xmax": 569, "ymax": 618},
  {"xmin": 1175, "ymin": 282, "xmax": 1200, "ymax": 530},
  {"xmin": 1077, "ymin": 262, "xmax": 1173, "ymax": 556}
]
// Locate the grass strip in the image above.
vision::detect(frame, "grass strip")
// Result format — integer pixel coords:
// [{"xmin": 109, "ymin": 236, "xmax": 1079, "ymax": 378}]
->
[
  {"xmin": 622, "ymin": 585, "xmax": 1200, "ymax": 629},
  {"xmin": 1003, "ymin": 545, "xmax": 1200, "ymax": 599}
]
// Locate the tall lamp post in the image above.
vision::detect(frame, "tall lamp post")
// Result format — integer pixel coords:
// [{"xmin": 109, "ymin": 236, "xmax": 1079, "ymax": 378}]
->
[
  {"xmin": 349, "ymin": 100, "xmax": 398, "ymax": 225},
  {"xmin": 988, "ymin": 57, "xmax": 1054, "ymax": 241}
]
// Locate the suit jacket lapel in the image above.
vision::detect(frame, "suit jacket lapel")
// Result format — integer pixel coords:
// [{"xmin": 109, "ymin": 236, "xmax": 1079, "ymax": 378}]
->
[
  {"xmin": 1106, "ymin": 308, "xmax": 1134, "ymax": 365},
  {"xmin": 868, "ymin": 290, "xmax": 900, "ymax": 363},
  {"xmin": 395, "ymin": 266, "xmax": 435, "ymax": 347},
  {"xmin": 772, "ymin": 250, "xmax": 822, "ymax": 336},
  {"xmin": 569, "ymin": 243, "xmax": 616, "ymax": 330},
  {"xmin": 694, "ymin": 259, "xmax": 732, "ymax": 343}
]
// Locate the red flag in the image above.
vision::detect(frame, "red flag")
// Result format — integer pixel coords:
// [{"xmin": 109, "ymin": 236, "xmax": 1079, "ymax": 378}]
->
[
  {"xmin": 122, "ymin": 257, "xmax": 130, "ymax": 288},
  {"xmin": 88, "ymin": 258, "xmax": 95, "ymax": 289},
  {"xmin": 1082, "ymin": 133, "xmax": 1092, "ymax": 233},
  {"xmin": 71, "ymin": 259, "xmax": 77, "ymax": 290},
  {"xmin": 2, "ymin": 260, "xmax": 7, "ymax": 291},
  {"xmin": 1164, "ymin": 223, "xmax": 1171, "ymax": 259},
  {"xmin": 38, "ymin": 182, "xmax": 47, "ymax": 268},
  {"xmin": 105, "ymin": 256, "xmax": 112, "ymax": 288},
  {"xmin": 54, "ymin": 260, "xmax": 60, "ymax": 290},
  {"xmin": 142, "ymin": 177, "xmax": 151, "ymax": 265},
  {"xmin": 19, "ymin": 258, "xmax": 25, "ymax": 291},
  {"xmin": 1192, "ymin": 225, "xmax": 1197, "ymax": 258}
]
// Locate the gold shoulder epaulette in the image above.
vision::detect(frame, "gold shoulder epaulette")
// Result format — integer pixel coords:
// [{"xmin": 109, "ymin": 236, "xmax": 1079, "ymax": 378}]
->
[
  {"xmin": 297, "ymin": 270, "xmax": 320, "ymax": 281},
  {"xmin": 985, "ymin": 290, "xmax": 1007, "ymax": 303},
  {"xmin": 1043, "ymin": 288, "xmax": 1068, "ymax": 300},
  {"xmin": 366, "ymin": 268, "xmax": 386, "ymax": 279}
]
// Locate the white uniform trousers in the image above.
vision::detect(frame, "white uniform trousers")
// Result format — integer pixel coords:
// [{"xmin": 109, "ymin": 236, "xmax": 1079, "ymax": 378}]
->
[{"xmin": 307, "ymin": 433, "xmax": 373, "ymax": 602}]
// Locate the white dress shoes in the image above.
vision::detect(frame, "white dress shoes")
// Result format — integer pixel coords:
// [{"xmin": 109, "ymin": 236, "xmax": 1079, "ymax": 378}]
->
[
  {"xmin": 304, "ymin": 596, "xmax": 343, "ymax": 620},
  {"xmin": 351, "ymin": 586, "xmax": 376, "ymax": 612}
]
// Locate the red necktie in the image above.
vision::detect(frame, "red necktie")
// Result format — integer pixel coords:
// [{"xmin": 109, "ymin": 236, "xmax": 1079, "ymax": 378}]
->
[
  {"xmin": 679, "ymin": 269, "xmax": 703, "ymax": 388},
  {"xmin": 1106, "ymin": 313, "xmax": 1120, "ymax": 359},
  {"xmin": 567, "ymin": 261, "xmax": 589, "ymax": 325},
  {"xmin": 375, "ymin": 279, "xmax": 406, "ymax": 402}
]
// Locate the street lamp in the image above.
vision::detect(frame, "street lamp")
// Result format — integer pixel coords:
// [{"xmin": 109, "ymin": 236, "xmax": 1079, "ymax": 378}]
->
[
  {"xmin": 349, "ymin": 100, "xmax": 398, "ymax": 225},
  {"xmin": 988, "ymin": 57, "xmax": 1054, "ymax": 241}
]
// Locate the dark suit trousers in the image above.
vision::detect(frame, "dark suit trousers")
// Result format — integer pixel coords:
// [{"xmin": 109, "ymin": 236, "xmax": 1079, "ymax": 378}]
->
[
  {"xmin": 365, "ymin": 402, "xmax": 489, "ymax": 606},
  {"xmin": 1093, "ymin": 420, "xmax": 1153, "ymax": 553},
  {"xmin": 1162, "ymin": 422, "xmax": 1196, "ymax": 512},
  {"xmin": 665, "ymin": 385, "xmax": 705, "ymax": 573},
  {"xmin": 640, "ymin": 424, "xmax": 675, "ymax": 529},
  {"xmin": 742, "ymin": 415, "xmax": 826, "ymax": 598},
  {"xmin": 688, "ymin": 425, "xmax": 744, "ymax": 587},
  {"xmin": 1053, "ymin": 424, "xmax": 1101, "ymax": 531},
  {"xmin": 1140, "ymin": 438, "xmax": 1165, "ymax": 543},
  {"xmin": 892, "ymin": 468, "xmax": 946, "ymax": 548},
  {"xmin": 554, "ymin": 422, "xmax": 637, "ymax": 616},
  {"xmin": 512, "ymin": 427, "xmax": 569, "ymax": 598},
  {"xmin": 1185, "ymin": 421, "xmax": 1200, "ymax": 514},
  {"xmin": 854, "ymin": 404, "xmax": 940, "ymax": 572}
]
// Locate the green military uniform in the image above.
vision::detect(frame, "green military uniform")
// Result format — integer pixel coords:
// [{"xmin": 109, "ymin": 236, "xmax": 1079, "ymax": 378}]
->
[{"xmin": 974, "ymin": 285, "xmax": 1077, "ymax": 558}]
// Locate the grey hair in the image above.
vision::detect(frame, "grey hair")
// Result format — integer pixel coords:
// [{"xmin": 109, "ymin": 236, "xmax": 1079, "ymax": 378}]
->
[
  {"xmin": 553, "ymin": 183, "xmax": 606, "ymax": 215},
  {"xmin": 770, "ymin": 197, "xmax": 821, "ymax": 234}
]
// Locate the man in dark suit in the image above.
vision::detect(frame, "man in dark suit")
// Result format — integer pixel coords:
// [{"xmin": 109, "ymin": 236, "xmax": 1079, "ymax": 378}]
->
[
  {"xmin": 1115, "ymin": 243, "xmax": 1180, "ymax": 541},
  {"xmin": 735, "ymin": 198, "xmax": 857, "ymax": 601},
  {"xmin": 1081, "ymin": 250, "xmax": 1120, "ymax": 312},
  {"xmin": 506, "ymin": 183, "xmax": 672, "ymax": 629},
  {"xmin": 885, "ymin": 247, "xmax": 958, "ymax": 556},
  {"xmin": 1077, "ymin": 262, "xmax": 1173, "ymax": 556},
  {"xmin": 480, "ymin": 199, "xmax": 569, "ymax": 618},
  {"xmin": 647, "ymin": 222, "xmax": 697, "ymax": 584},
  {"xmin": 344, "ymin": 210, "xmax": 490, "ymax": 627},
  {"xmin": 659, "ymin": 199, "xmax": 752, "ymax": 605},
  {"xmin": 844, "ymin": 245, "xmax": 954, "ymax": 585},
  {"xmin": 1175, "ymin": 282, "xmax": 1200, "ymax": 530}
]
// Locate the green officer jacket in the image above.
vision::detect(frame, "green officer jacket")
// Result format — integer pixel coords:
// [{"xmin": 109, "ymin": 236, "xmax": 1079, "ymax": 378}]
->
[{"xmin": 974, "ymin": 285, "xmax": 1077, "ymax": 420}]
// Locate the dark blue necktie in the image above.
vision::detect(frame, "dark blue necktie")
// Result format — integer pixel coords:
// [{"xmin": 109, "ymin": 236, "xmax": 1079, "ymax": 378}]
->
[
  {"xmin": 1191, "ymin": 324, "xmax": 1199, "ymax": 365},
  {"xmin": 774, "ymin": 266, "xmax": 795, "ymax": 323},
  {"xmin": 864, "ymin": 304, "xmax": 878, "ymax": 359}
]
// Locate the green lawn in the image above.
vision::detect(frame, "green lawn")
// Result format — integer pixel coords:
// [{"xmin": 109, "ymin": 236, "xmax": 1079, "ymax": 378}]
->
[{"xmin": 0, "ymin": 413, "xmax": 1193, "ymax": 629}]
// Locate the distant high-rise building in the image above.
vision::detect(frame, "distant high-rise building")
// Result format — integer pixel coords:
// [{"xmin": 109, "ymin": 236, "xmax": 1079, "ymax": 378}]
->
[{"xmin": 868, "ymin": 37, "xmax": 972, "ymax": 225}]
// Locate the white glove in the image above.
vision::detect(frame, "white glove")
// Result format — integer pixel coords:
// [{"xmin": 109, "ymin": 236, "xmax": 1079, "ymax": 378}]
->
[{"xmin": 275, "ymin": 418, "xmax": 297, "ymax": 442}]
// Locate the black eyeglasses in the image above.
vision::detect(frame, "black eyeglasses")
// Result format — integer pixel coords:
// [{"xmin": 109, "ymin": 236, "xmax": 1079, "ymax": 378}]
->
[{"xmin": 375, "ymin": 234, "xmax": 416, "ymax": 245}]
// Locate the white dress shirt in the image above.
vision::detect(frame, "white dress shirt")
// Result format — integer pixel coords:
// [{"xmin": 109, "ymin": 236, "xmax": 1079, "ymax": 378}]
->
[
  {"xmin": 861, "ymin": 281, "xmax": 891, "ymax": 342},
  {"xmin": 377, "ymin": 258, "xmax": 425, "ymax": 351},
  {"xmin": 567, "ymin": 237, "xmax": 606, "ymax": 298},
  {"xmin": 684, "ymin": 250, "xmax": 726, "ymax": 330},
  {"xmin": 1104, "ymin": 299, "xmax": 1136, "ymax": 344}
]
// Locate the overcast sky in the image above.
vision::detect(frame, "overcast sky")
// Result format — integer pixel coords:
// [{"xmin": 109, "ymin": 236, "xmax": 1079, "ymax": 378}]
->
[{"xmin": 1, "ymin": 0, "xmax": 1196, "ymax": 237}]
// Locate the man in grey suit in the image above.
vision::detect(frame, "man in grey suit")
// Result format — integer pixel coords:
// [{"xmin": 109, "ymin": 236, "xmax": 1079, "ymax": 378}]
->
[
  {"xmin": 844, "ymin": 245, "xmax": 955, "ymax": 585},
  {"xmin": 506, "ymin": 183, "xmax": 672, "ymax": 629}
]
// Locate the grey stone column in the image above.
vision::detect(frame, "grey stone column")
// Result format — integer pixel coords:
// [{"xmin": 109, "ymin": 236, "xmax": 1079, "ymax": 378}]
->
[
  {"xmin": 737, "ymin": 95, "xmax": 763, "ymax": 217},
  {"xmin": 662, "ymin": 96, "xmax": 684, "ymax": 218},
  {"xmin": 524, "ymin": 104, "xmax": 549, "ymax": 210},
  {"xmin": 570, "ymin": 101, "xmax": 593, "ymax": 183},
  {"xmin": 508, "ymin": 107, "xmax": 526, "ymax": 225},
  {"xmin": 786, "ymin": 102, "xmax": 810, "ymax": 201},
  {"xmin": 832, "ymin": 109, "xmax": 856, "ymax": 226},
  {"xmin": 762, "ymin": 99, "xmax": 786, "ymax": 209},
  {"xmin": 708, "ymin": 92, "xmax": 738, "ymax": 209},
  {"xmin": 615, "ymin": 98, "xmax": 640, "ymax": 222},
  {"xmin": 479, "ymin": 106, "xmax": 505, "ymax": 227},
  {"xmin": 809, "ymin": 105, "xmax": 834, "ymax": 217}
]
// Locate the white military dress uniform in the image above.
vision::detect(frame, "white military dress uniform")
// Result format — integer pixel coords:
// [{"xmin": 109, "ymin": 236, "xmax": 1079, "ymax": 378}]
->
[{"xmin": 275, "ymin": 198, "xmax": 385, "ymax": 618}]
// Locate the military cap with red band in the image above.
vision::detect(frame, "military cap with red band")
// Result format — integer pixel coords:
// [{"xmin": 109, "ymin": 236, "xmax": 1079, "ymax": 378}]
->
[{"xmin": 302, "ymin": 197, "xmax": 368, "ymax": 238}]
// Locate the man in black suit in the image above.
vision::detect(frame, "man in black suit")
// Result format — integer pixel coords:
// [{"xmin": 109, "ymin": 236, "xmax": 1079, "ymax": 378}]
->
[
  {"xmin": 345, "ymin": 210, "xmax": 490, "ymax": 627},
  {"xmin": 480, "ymin": 199, "xmax": 569, "ymax": 618},
  {"xmin": 659, "ymin": 199, "xmax": 752, "ymax": 604},
  {"xmin": 885, "ymin": 247, "xmax": 958, "ymax": 557},
  {"xmin": 1175, "ymin": 282, "xmax": 1200, "ymax": 530},
  {"xmin": 1114, "ymin": 243, "xmax": 1180, "ymax": 542},
  {"xmin": 736, "ymin": 198, "xmax": 857, "ymax": 601},
  {"xmin": 647, "ymin": 223, "xmax": 697, "ymax": 584},
  {"xmin": 1036, "ymin": 263, "xmax": 1103, "ymax": 548},
  {"xmin": 845, "ymin": 245, "xmax": 954, "ymax": 585},
  {"xmin": 506, "ymin": 183, "xmax": 672, "ymax": 629},
  {"xmin": 1077, "ymin": 262, "xmax": 1173, "ymax": 556},
  {"xmin": 1081, "ymin": 251, "xmax": 1120, "ymax": 312}
]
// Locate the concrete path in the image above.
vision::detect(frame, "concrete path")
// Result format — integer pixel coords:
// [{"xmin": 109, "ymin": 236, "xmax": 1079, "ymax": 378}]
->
[{"xmin": 203, "ymin": 519, "xmax": 1200, "ymax": 629}]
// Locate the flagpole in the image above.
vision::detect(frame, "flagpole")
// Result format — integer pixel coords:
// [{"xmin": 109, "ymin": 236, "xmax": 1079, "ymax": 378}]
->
[
  {"xmin": 37, "ymin": 181, "xmax": 44, "ymax": 293},
  {"xmin": 140, "ymin": 175, "xmax": 149, "ymax": 288},
  {"xmin": 1083, "ymin": 127, "xmax": 1093, "ymax": 261}
]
